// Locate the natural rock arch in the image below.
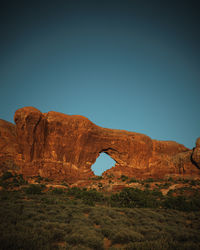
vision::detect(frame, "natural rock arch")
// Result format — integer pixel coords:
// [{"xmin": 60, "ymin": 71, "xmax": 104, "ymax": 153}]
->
[{"xmin": 0, "ymin": 106, "xmax": 199, "ymax": 182}]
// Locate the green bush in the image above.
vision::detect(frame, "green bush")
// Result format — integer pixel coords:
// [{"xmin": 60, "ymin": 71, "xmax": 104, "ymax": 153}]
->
[
  {"xmin": 120, "ymin": 175, "xmax": 129, "ymax": 182},
  {"xmin": 24, "ymin": 184, "xmax": 45, "ymax": 195},
  {"xmin": 91, "ymin": 176, "xmax": 103, "ymax": 180},
  {"xmin": 0, "ymin": 190, "xmax": 12, "ymax": 200},
  {"xmin": 51, "ymin": 188, "xmax": 65, "ymax": 194},
  {"xmin": 66, "ymin": 186, "xmax": 200, "ymax": 211},
  {"xmin": 105, "ymin": 173, "xmax": 114, "ymax": 178},
  {"xmin": 190, "ymin": 180, "xmax": 197, "ymax": 186},
  {"xmin": 67, "ymin": 187, "xmax": 104, "ymax": 206},
  {"xmin": 1, "ymin": 171, "xmax": 13, "ymax": 181},
  {"xmin": 66, "ymin": 228, "xmax": 104, "ymax": 250},
  {"xmin": 144, "ymin": 178, "xmax": 155, "ymax": 183},
  {"xmin": 67, "ymin": 187, "xmax": 82, "ymax": 196},
  {"xmin": 156, "ymin": 182, "xmax": 171, "ymax": 189},
  {"xmin": 0, "ymin": 173, "xmax": 27, "ymax": 189},
  {"xmin": 112, "ymin": 229, "xmax": 144, "ymax": 244},
  {"xmin": 83, "ymin": 198, "xmax": 95, "ymax": 206},
  {"xmin": 128, "ymin": 178, "xmax": 138, "ymax": 183},
  {"xmin": 144, "ymin": 183, "xmax": 150, "ymax": 189},
  {"xmin": 167, "ymin": 177, "xmax": 174, "ymax": 182},
  {"xmin": 0, "ymin": 227, "xmax": 51, "ymax": 250},
  {"xmin": 152, "ymin": 189, "xmax": 163, "ymax": 198},
  {"xmin": 163, "ymin": 195, "xmax": 200, "ymax": 211},
  {"xmin": 17, "ymin": 174, "xmax": 27, "ymax": 185},
  {"xmin": 125, "ymin": 237, "xmax": 173, "ymax": 250},
  {"xmin": 110, "ymin": 188, "xmax": 160, "ymax": 208}
]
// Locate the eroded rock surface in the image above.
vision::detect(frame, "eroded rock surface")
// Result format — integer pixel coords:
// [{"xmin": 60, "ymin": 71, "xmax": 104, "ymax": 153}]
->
[
  {"xmin": 0, "ymin": 107, "xmax": 199, "ymax": 182},
  {"xmin": 0, "ymin": 119, "xmax": 19, "ymax": 173},
  {"xmin": 191, "ymin": 138, "xmax": 200, "ymax": 169}
]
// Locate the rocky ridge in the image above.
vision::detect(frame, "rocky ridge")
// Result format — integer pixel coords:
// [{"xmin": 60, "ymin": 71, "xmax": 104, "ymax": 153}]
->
[{"xmin": 0, "ymin": 107, "xmax": 199, "ymax": 183}]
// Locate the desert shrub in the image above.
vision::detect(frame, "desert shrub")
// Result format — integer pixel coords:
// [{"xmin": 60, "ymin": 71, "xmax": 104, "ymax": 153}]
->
[
  {"xmin": 51, "ymin": 188, "xmax": 65, "ymax": 194},
  {"xmin": 110, "ymin": 188, "xmax": 160, "ymax": 208},
  {"xmin": 0, "ymin": 190, "xmax": 12, "ymax": 200},
  {"xmin": 152, "ymin": 189, "xmax": 163, "ymax": 198},
  {"xmin": 163, "ymin": 195, "xmax": 200, "ymax": 211},
  {"xmin": 66, "ymin": 228, "xmax": 104, "ymax": 250},
  {"xmin": 189, "ymin": 180, "xmax": 198, "ymax": 186},
  {"xmin": 167, "ymin": 177, "xmax": 174, "ymax": 182},
  {"xmin": 164, "ymin": 196, "xmax": 186, "ymax": 210},
  {"xmin": 91, "ymin": 176, "xmax": 103, "ymax": 180},
  {"xmin": 0, "ymin": 173, "xmax": 27, "ymax": 189},
  {"xmin": 105, "ymin": 173, "xmax": 115, "ymax": 178},
  {"xmin": 189, "ymin": 196, "xmax": 200, "ymax": 210},
  {"xmin": 67, "ymin": 187, "xmax": 104, "ymax": 206},
  {"xmin": 51, "ymin": 228, "xmax": 65, "ymax": 241},
  {"xmin": 0, "ymin": 226, "xmax": 52, "ymax": 250},
  {"xmin": 125, "ymin": 237, "xmax": 173, "ymax": 250},
  {"xmin": 88, "ymin": 208, "xmax": 109, "ymax": 225},
  {"xmin": 0, "ymin": 172, "xmax": 13, "ymax": 188},
  {"xmin": 17, "ymin": 174, "xmax": 27, "ymax": 185},
  {"xmin": 156, "ymin": 182, "xmax": 171, "ymax": 189},
  {"xmin": 110, "ymin": 192, "xmax": 134, "ymax": 208},
  {"xmin": 24, "ymin": 184, "xmax": 45, "ymax": 195},
  {"xmin": 69, "ymin": 245, "xmax": 91, "ymax": 250},
  {"xmin": 128, "ymin": 178, "xmax": 138, "ymax": 183},
  {"xmin": 120, "ymin": 175, "xmax": 129, "ymax": 182},
  {"xmin": 1, "ymin": 171, "xmax": 13, "ymax": 181},
  {"xmin": 98, "ymin": 182, "xmax": 103, "ymax": 188},
  {"xmin": 173, "ymin": 230, "xmax": 200, "ymax": 243},
  {"xmin": 35, "ymin": 175, "xmax": 44, "ymax": 183},
  {"xmin": 11, "ymin": 176, "xmax": 26, "ymax": 187},
  {"xmin": 176, "ymin": 242, "xmax": 200, "ymax": 250},
  {"xmin": 177, "ymin": 178, "xmax": 190, "ymax": 184},
  {"xmin": 112, "ymin": 229, "xmax": 144, "ymax": 244},
  {"xmin": 167, "ymin": 189, "xmax": 174, "ymax": 196},
  {"xmin": 61, "ymin": 181, "xmax": 69, "ymax": 187},
  {"xmin": 44, "ymin": 177, "xmax": 51, "ymax": 182},
  {"xmin": 83, "ymin": 189, "xmax": 104, "ymax": 202},
  {"xmin": 0, "ymin": 180, "xmax": 9, "ymax": 189},
  {"xmin": 144, "ymin": 178, "xmax": 155, "ymax": 183},
  {"xmin": 67, "ymin": 187, "xmax": 82, "ymax": 196},
  {"xmin": 101, "ymin": 226, "xmax": 114, "ymax": 238},
  {"xmin": 144, "ymin": 183, "xmax": 150, "ymax": 189},
  {"xmin": 40, "ymin": 196, "xmax": 58, "ymax": 205},
  {"xmin": 138, "ymin": 228, "xmax": 164, "ymax": 241},
  {"xmin": 83, "ymin": 197, "xmax": 95, "ymax": 206}
]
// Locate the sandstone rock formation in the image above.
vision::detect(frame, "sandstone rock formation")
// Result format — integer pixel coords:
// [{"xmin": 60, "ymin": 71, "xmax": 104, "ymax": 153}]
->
[
  {"xmin": 0, "ymin": 107, "xmax": 199, "ymax": 182},
  {"xmin": 191, "ymin": 137, "xmax": 200, "ymax": 170},
  {"xmin": 0, "ymin": 119, "xmax": 19, "ymax": 173}
]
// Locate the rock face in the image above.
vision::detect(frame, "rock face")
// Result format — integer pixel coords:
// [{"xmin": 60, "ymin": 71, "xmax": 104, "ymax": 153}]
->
[
  {"xmin": 0, "ymin": 119, "xmax": 19, "ymax": 173},
  {"xmin": 0, "ymin": 107, "xmax": 199, "ymax": 182},
  {"xmin": 191, "ymin": 138, "xmax": 200, "ymax": 170}
]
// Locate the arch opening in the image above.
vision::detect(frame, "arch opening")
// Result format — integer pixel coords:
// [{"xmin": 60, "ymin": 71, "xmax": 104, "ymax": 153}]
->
[{"xmin": 91, "ymin": 152, "xmax": 116, "ymax": 176}]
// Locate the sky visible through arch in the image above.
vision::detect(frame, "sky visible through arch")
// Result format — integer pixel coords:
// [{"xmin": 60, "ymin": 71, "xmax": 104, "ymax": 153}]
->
[
  {"xmin": 91, "ymin": 153, "xmax": 116, "ymax": 176},
  {"xmin": 0, "ymin": 0, "xmax": 200, "ymax": 175}
]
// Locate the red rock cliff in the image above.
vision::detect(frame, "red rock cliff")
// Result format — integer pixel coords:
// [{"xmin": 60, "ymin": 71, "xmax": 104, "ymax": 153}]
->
[{"xmin": 0, "ymin": 107, "xmax": 199, "ymax": 182}]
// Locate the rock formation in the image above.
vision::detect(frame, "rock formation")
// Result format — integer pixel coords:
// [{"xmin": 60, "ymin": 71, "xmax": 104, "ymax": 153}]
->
[
  {"xmin": 0, "ymin": 119, "xmax": 19, "ymax": 172},
  {"xmin": 191, "ymin": 138, "xmax": 200, "ymax": 170},
  {"xmin": 0, "ymin": 107, "xmax": 199, "ymax": 182}
]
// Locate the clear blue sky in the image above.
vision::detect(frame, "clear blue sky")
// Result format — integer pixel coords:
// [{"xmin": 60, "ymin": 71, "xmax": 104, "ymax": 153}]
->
[{"xmin": 1, "ymin": 0, "xmax": 199, "ymax": 175}]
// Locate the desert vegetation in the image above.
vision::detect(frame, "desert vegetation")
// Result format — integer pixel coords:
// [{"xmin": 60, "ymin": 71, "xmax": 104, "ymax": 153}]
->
[{"xmin": 0, "ymin": 172, "xmax": 200, "ymax": 249}]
